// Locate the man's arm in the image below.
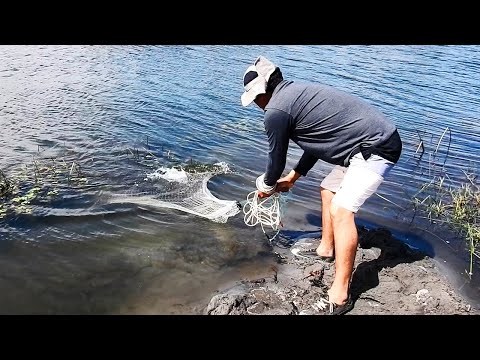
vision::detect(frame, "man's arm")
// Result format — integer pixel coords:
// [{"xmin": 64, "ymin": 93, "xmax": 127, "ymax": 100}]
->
[
  {"xmin": 266, "ymin": 151, "xmax": 317, "ymax": 196},
  {"xmin": 263, "ymin": 109, "xmax": 291, "ymax": 186},
  {"xmin": 294, "ymin": 151, "xmax": 318, "ymax": 177}
]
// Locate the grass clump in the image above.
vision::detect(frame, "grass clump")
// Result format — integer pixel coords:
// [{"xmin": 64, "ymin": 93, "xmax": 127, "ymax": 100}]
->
[{"xmin": 407, "ymin": 126, "xmax": 479, "ymax": 278}]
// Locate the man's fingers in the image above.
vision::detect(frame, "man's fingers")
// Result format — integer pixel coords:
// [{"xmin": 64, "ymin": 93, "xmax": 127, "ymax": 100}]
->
[{"xmin": 257, "ymin": 191, "xmax": 270, "ymax": 198}]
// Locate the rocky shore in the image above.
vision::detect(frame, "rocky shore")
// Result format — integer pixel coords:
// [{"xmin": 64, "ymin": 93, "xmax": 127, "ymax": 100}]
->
[{"xmin": 204, "ymin": 226, "xmax": 478, "ymax": 315}]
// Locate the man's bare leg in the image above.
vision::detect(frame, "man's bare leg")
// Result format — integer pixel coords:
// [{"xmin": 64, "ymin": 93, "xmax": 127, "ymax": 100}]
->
[
  {"xmin": 316, "ymin": 187, "xmax": 335, "ymax": 258},
  {"xmin": 327, "ymin": 203, "xmax": 357, "ymax": 305}
]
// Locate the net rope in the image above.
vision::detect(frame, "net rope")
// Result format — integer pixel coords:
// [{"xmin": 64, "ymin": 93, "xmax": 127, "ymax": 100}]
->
[{"xmin": 242, "ymin": 190, "xmax": 288, "ymax": 241}]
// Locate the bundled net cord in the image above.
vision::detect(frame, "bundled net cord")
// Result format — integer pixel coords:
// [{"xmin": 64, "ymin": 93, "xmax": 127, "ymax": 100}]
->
[{"xmin": 242, "ymin": 190, "xmax": 288, "ymax": 242}]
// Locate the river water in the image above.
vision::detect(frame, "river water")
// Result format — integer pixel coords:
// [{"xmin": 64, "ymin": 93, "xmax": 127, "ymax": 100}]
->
[{"xmin": 1, "ymin": 45, "xmax": 479, "ymax": 314}]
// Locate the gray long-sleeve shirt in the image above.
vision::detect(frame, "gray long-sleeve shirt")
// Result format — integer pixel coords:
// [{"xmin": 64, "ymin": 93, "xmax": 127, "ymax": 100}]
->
[{"xmin": 263, "ymin": 80, "xmax": 402, "ymax": 186}]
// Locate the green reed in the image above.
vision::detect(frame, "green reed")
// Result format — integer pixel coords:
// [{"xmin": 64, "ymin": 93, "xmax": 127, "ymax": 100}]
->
[{"xmin": 400, "ymin": 126, "xmax": 479, "ymax": 278}]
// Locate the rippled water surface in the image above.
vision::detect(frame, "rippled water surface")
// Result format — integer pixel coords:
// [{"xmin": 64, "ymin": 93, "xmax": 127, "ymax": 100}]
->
[{"xmin": 1, "ymin": 45, "xmax": 479, "ymax": 313}]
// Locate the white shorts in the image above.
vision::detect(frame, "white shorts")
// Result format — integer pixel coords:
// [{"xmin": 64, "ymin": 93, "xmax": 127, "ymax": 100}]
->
[{"xmin": 320, "ymin": 153, "xmax": 394, "ymax": 213}]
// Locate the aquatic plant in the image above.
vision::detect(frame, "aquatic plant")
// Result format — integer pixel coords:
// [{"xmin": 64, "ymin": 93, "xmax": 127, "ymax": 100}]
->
[
  {"xmin": 0, "ymin": 137, "xmax": 232, "ymax": 221},
  {"xmin": 414, "ymin": 173, "xmax": 479, "ymax": 278},
  {"xmin": 0, "ymin": 155, "xmax": 87, "ymax": 219},
  {"xmin": 406, "ymin": 127, "xmax": 479, "ymax": 278}
]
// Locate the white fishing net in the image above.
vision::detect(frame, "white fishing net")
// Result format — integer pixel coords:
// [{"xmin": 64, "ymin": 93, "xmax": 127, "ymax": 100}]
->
[{"xmin": 109, "ymin": 162, "xmax": 241, "ymax": 223}]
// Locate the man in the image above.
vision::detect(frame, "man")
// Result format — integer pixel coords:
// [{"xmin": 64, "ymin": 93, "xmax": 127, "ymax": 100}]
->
[{"xmin": 241, "ymin": 55, "xmax": 402, "ymax": 315}]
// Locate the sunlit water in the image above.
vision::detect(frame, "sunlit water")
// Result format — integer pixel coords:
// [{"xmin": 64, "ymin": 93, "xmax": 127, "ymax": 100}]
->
[{"xmin": 1, "ymin": 45, "xmax": 479, "ymax": 314}]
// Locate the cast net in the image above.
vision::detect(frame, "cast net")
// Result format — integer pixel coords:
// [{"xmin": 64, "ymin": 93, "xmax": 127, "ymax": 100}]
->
[{"xmin": 109, "ymin": 161, "xmax": 241, "ymax": 223}]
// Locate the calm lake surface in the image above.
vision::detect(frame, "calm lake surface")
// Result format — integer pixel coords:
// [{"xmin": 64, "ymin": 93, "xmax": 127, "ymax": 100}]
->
[{"xmin": 1, "ymin": 45, "xmax": 479, "ymax": 314}]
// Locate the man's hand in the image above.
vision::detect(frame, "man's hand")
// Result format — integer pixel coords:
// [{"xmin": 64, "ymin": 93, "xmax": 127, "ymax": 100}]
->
[
  {"xmin": 276, "ymin": 178, "xmax": 294, "ymax": 193},
  {"xmin": 257, "ymin": 191, "xmax": 271, "ymax": 199},
  {"xmin": 276, "ymin": 170, "xmax": 301, "ymax": 193},
  {"xmin": 257, "ymin": 170, "xmax": 301, "ymax": 198}
]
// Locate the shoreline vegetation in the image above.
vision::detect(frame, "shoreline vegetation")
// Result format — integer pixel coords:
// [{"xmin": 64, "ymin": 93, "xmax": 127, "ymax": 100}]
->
[{"xmin": 402, "ymin": 127, "xmax": 479, "ymax": 278}]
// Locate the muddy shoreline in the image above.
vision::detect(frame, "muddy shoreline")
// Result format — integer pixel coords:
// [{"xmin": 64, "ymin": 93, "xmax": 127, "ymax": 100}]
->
[{"xmin": 204, "ymin": 226, "xmax": 479, "ymax": 315}]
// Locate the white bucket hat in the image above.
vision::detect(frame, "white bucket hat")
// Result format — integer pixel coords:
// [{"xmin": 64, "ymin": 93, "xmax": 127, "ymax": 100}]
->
[{"xmin": 241, "ymin": 56, "xmax": 278, "ymax": 107}]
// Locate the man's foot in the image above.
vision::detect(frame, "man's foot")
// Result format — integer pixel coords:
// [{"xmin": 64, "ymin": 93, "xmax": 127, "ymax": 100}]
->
[
  {"xmin": 291, "ymin": 248, "xmax": 335, "ymax": 263},
  {"xmin": 316, "ymin": 295, "xmax": 354, "ymax": 315}
]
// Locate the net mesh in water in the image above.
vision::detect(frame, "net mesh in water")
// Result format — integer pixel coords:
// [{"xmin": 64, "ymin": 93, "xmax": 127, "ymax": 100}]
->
[{"xmin": 109, "ymin": 162, "xmax": 241, "ymax": 223}]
